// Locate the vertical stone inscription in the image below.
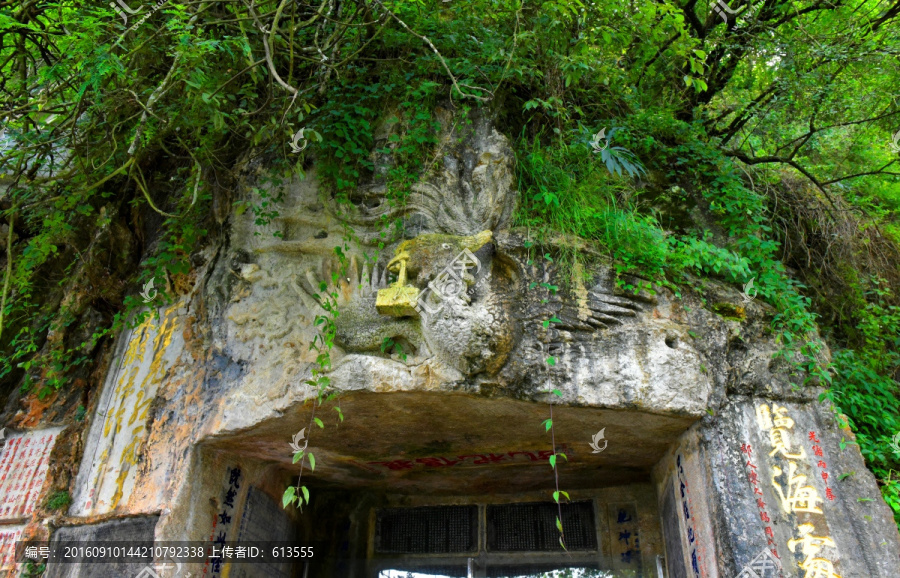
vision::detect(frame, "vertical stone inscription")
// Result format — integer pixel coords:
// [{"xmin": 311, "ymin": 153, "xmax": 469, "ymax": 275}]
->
[
  {"xmin": 676, "ymin": 454, "xmax": 706, "ymax": 578},
  {"xmin": 203, "ymin": 466, "xmax": 244, "ymax": 577},
  {"xmin": 609, "ymin": 503, "xmax": 642, "ymax": 573},
  {"xmin": 70, "ymin": 306, "xmax": 182, "ymax": 516},
  {"xmin": 0, "ymin": 525, "xmax": 25, "ymax": 573},
  {"xmin": 0, "ymin": 428, "xmax": 63, "ymax": 520},
  {"xmin": 740, "ymin": 442, "xmax": 780, "ymax": 559},
  {"xmin": 756, "ymin": 403, "xmax": 842, "ymax": 578}
]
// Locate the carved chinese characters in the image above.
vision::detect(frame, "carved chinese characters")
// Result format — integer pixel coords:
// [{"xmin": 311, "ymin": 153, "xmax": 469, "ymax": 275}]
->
[
  {"xmin": 609, "ymin": 504, "xmax": 641, "ymax": 572},
  {"xmin": 0, "ymin": 428, "xmax": 63, "ymax": 521},
  {"xmin": 756, "ymin": 403, "xmax": 842, "ymax": 578},
  {"xmin": 364, "ymin": 445, "xmax": 575, "ymax": 471},
  {"xmin": 204, "ymin": 466, "xmax": 244, "ymax": 577},
  {"xmin": 676, "ymin": 454, "xmax": 706, "ymax": 578},
  {"xmin": 807, "ymin": 431, "xmax": 835, "ymax": 502},
  {"xmin": 740, "ymin": 442, "xmax": 781, "ymax": 560},
  {"xmin": 71, "ymin": 306, "xmax": 183, "ymax": 515},
  {"xmin": 0, "ymin": 525, "xmax": 24, "ymax": 574}
]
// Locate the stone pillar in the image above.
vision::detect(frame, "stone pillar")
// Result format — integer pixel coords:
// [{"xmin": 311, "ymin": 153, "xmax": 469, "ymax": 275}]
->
[{"xmin": 655, "ymin": 397, "xmax": 900, "ymax": 577}]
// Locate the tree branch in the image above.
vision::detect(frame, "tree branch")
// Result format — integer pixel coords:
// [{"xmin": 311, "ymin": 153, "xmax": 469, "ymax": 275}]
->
[
  {"xmin": 371, "ymin": 0, "xmax": 491, "ymax": 102},
  {"xmin": 725, "ymin": 150, "xmax": 841, "ymax": 215},
  {"xmin": 822, "ymin": 161, "xmax": 900, "ymax": 185}
]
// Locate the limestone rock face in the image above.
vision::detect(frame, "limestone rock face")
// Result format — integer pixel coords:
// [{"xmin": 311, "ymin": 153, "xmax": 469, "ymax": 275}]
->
[
  {"xmin": 42, "ymin": 110, "xmax": 900, "ymax": 578},
  {"xmin": 656, "ymin": 396, "xmax": 900, "ymax": 578}
]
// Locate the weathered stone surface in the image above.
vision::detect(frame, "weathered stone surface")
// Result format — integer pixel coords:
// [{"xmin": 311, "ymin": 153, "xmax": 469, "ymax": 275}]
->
[
  {"xmin": 33, "ymin": 109, "xmax": 898, "ymax": 578},
  {"xmin": 229, "ymin": 487, "xmax": 296, "ymax": 577},
  {"xmin": 45, "ymin": 516, "xmax": 158, "ymax": 578},
  {"xmin": 201, "ymin": 391, "xmax": 696, "ymax": 494},
  {"xmin": 70, "ymin": 306, "xmax": 186, "ymax": 516},
  {"xmin": 0, "ymin": 427, "xmax": 63, "ymax": 521},
  {"xmin": 0, "ymin": 524, "xmax": 25, "ymax": 575},
  {"xmin": 654, "ymin": 397, "xmax": 900, "ymax": 577}
]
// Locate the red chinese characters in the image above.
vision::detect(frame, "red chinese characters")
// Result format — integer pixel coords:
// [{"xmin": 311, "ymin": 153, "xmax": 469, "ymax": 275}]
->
[
  {"xmin": 0, "ymin": 526, "xmax": 25, "ymax": 572},
  {"xmin": 741, "ymin": 443, "xmax": 780, "ymax": 559},
  {"xmin": 808, "ymin": 432, "xmax": 835, "ymax": 501},
  {"xmin": 367, "ymin": 446, "xmax": 573, "ymax": 471},
  {"xmin": 0, "ymin": 430, "xmax": 60, "ymax": 522}
]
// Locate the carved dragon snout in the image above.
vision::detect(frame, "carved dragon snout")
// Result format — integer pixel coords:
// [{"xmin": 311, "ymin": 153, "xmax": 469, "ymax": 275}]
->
[{"xmin": 375, "ymin": 230, "xmax": 493, "ymax": 317}]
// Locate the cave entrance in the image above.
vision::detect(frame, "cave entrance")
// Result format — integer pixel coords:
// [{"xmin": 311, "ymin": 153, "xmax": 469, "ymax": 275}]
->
[
  {"xmin": 196, "ymin": 391, "xmax": 684, "ymax": 577},
  {"xmin": 292, "ymin": 485, "xmax": 664, "ymax": 577}
]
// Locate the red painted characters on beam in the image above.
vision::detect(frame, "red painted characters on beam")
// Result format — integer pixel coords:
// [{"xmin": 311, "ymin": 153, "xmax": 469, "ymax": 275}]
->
[{"xmin": 366, "ymin": 446, "xmax": 572, "ymax": 471}]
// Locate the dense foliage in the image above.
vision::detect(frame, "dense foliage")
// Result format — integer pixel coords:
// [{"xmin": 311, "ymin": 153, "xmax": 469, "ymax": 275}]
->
[{"xmin": 1, "ymin": 0, "xmax": 898, "ymax": 525}]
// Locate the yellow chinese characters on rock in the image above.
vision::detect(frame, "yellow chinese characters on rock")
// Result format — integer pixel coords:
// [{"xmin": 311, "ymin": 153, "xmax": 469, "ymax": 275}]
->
[
  {"xmin": 97, "ymin": 307, "xmax": 179, "ymax": 511},
  {"xmin": 788, "ymin": 524, "xmax": 841, "ymax": 578},
  {"xmin": 771, "ymin": 462, "xmax": 824, "ymax": 515},
  {"xmin": 756, "ymin": 403, "xmax": 841, "ymax": 578},
  {"xmin": 757, "ymin": 403, "xmax": 806, "ymax": 460}
]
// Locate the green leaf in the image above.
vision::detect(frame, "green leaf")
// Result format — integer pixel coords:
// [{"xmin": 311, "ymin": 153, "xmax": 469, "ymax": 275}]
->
[
  {"xmin": 553, "ymin": 491, "xmax": 560, "ymax": 503},
  {"xmin": 282, "ymin": 486, "xmax": 296, "ymax": 508},
  {"xmin": 551, "ymin": 389, "xmax": 563, "ymax": 397},
  {"xmin": 546, "ymin": 356, "xmax": 557, "ymax": 366},
  {"xmin": 549, "ymin": 454, "xmax": 557, "ymax": 468},
  {"xmin": 542, "ymin": 418, "xmax": 553, "ymax": 431},
  {"xmin": 300, "ymin": 485, "xmax": 310, "ymax": 505},
  {"xmin": 308, "ymin": 452, "xmax": 316, "ymax": 471},
  {"xmin": 292, "ymin": 450, "xmax": 305, "ymax": 464},
  {"xmin": 555, "ymin": 517, "xmax": 563, "ymax": 532},
  {"xmin": 314, "ymin": 417, "xmax": 324, "ymax": 429}
]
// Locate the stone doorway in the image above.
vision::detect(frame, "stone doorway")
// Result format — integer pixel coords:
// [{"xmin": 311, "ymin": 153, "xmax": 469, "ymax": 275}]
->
[{"xmin": 182, "ymin": 390, "xmax": 676, "ymax": 578}]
